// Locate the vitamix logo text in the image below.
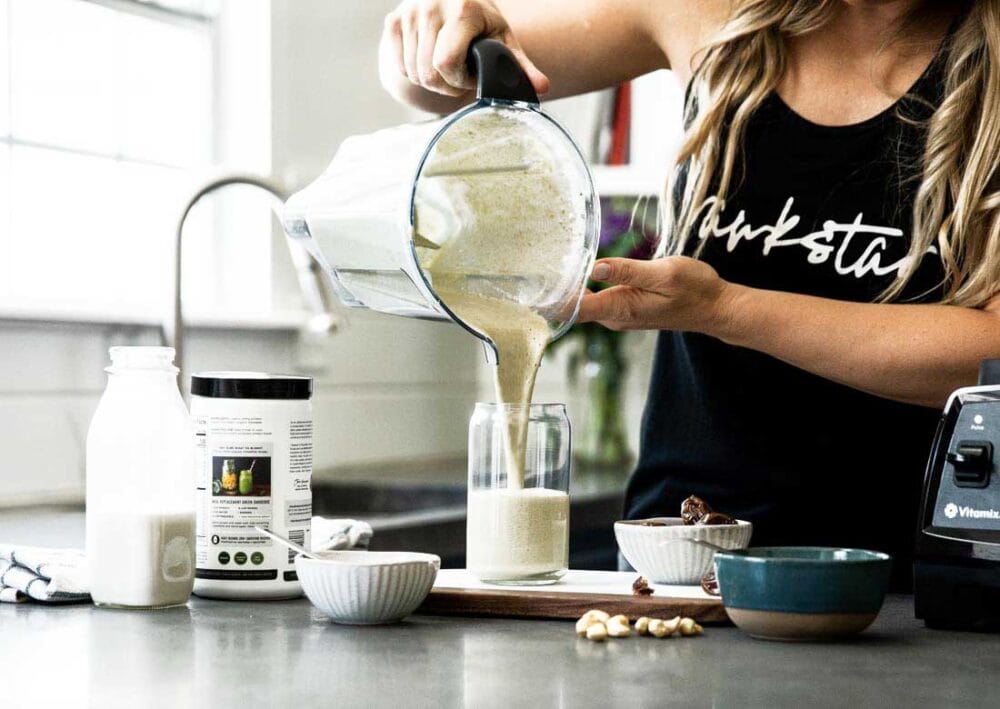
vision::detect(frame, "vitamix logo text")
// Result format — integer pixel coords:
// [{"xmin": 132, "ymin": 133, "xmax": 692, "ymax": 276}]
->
[{"xmin": 943, "ymin": 502, "xmax": 1000, "ymax": 521}]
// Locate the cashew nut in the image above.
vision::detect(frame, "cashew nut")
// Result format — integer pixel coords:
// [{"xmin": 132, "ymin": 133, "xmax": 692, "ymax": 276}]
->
[
  {"xmin": 574, "ymin": 610, "xmax": 702, "ymax": 641},
  {"xmin": 634, "ymin": 617, "xmax": 651, "ymax": 635},
  {"xmin": 678, "ymin": 617, "xmax": 703, "ymax": 636},
  {"xmin": 662, "ymin": 616, "xmax": 682, "ymax": 635},
  {"xmin": 575, "ymin": 609, "xmax": 611, "ymax": 636},
  {"xmin": 606, "ymin": 615, "xmax": 630, "ymax": 638},
  {"xmin": 586, "ymin": 622, "xmax": 608, "ymax": 642},
  {"xmin": 648, "ymin": 618, "xmax": 671, "ymax": 638}
]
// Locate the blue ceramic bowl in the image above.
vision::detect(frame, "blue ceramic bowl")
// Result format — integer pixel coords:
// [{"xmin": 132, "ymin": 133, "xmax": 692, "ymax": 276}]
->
[{"xmin": 714, "ymin": 547, "xmax": 891, "ymax": 641}]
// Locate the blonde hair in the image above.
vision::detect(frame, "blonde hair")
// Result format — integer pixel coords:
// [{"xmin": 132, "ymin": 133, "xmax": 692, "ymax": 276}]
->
[{"xmin": 660, "ymin": 0, "xmax": 1000, "ymax": 308}]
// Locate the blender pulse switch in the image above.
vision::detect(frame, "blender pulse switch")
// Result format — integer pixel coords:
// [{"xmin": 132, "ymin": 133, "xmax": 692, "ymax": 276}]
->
[{"xmin": 949, "ymin": 440, "xmax": 993, "ymax": 488}]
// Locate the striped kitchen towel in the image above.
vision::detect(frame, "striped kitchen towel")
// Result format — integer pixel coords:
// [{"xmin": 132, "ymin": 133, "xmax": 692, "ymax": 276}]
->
[{"xmin": 0, "ymin": 544, "xmax": 89, "ymax": 604}]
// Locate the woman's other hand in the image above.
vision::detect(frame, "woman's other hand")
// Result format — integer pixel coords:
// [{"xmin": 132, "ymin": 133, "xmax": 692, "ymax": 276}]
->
[
  {"xmin": 577, "ymin": 256, "xmax": 742, "ymax": 336},
  {"xmin": 380, "ymin": 0, "xmax": 549, "ymax": 102}
]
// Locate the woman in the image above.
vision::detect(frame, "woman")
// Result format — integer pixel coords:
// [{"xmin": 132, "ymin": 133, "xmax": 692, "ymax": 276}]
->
[{"xmin": 380, "ymin": 0, "xmax": 1000, "ymax": 587}]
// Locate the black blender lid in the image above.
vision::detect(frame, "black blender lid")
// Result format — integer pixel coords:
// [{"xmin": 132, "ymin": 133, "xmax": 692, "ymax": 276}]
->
[{"xmin": 191, "ymin": 372, "xmax": 313, "ymax": 400}]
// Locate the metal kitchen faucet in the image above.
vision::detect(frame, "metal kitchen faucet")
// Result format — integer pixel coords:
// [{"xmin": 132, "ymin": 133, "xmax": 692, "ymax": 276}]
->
[{"xmin": 162, "ymin": 172, "xmax": 340, "ymax": 390}]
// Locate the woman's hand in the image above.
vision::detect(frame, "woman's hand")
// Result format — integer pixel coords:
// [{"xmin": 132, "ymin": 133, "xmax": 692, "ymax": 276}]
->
[
  {"xmin": 378, "ymin": 0, "xmax": 677, "ymax": 115},
  {"xmin": 576, "ymin": 256, "xmax": 742, "ymax": 336},
  {"xmin": 380, "ymin": 0, "xmax": 549, "ymax": 100}
]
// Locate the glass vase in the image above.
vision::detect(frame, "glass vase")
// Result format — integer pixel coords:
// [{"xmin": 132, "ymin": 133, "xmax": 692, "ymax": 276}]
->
[{"xmin": 572, "ymin": 337, "xmax": 632, "ymax": 469}]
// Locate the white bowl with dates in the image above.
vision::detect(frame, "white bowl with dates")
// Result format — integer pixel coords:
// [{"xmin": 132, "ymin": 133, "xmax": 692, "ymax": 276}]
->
[{"xmin": 615, "ymin": 517, "xmax": 753, "ymax": 585}]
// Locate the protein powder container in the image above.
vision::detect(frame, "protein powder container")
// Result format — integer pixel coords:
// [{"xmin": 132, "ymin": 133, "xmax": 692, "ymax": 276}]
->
[{"xmin": 190, "ymin": 372, "xmax": 313, "ymax": 600}]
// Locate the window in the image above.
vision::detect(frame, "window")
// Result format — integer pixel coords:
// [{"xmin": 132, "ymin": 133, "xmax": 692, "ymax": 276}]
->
[{"xmin": 0, "ymin": 0, "xmax": 271, "ymax": 321}]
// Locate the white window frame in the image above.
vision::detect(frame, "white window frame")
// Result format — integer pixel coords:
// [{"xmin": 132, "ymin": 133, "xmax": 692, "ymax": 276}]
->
[{"xmin": 0, "ymin": 0, "xmax": 290, "ymax": 330}]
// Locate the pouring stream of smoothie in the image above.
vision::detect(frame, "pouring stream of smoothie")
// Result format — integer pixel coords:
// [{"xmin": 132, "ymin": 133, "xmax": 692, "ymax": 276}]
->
[{"xmin": 433, "ymin": 289, "xmax": 550, "ymax": 488}]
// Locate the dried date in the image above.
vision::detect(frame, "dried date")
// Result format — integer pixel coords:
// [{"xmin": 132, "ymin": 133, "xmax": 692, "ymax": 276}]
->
[
  {"xmin": 700, "ymin": 570, "xmax": 720, "ymax": 597},
  {"xmin": 700, "ymin": 511, "xmax": 737, "ymax": 526},
  {"xmin": 681, "ymin": 496, "xmax": 736, "ymax": 526},
  {"xmin": 680, "ymin": 495, "xmax": 712, "ymax": 525},
  {"xmin": 632, "ymin": 575, "xmax": 654, "ymax": 596}
]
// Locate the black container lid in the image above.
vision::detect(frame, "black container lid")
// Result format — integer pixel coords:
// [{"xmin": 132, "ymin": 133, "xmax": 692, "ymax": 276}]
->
[{"xmin": 191, "ymin": 372, "xmax": 313, "ymax": 400}]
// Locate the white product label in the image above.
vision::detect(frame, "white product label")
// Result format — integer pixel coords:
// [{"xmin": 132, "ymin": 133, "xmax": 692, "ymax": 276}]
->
[{"xmin": 194, "ymin": 409, "xmax": 312, "ymax": 583}]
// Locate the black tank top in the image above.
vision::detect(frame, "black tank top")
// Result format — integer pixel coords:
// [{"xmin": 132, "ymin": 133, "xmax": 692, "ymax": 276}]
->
[{"xmin": 627, "ymin": 45, "xmax": 949, "ymax": 588}]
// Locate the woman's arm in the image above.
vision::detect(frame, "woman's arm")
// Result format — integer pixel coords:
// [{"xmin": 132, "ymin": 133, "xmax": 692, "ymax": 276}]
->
[
  {"xmin": 723, "ymin": 286, "xmax": 1000, "ymax": 408},
  {"xmin": 379, "ymin": 0, "xmax": 710, "ymax": 115},
  {"xmin": 578, "ymin": 256, "xmax": 1000, "ymax": 408}
]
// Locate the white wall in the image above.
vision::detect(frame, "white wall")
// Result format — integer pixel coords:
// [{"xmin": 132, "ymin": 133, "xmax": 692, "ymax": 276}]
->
[{"xmin": 0, "ymin": 322, "xmax": 288, "ymax": 506}]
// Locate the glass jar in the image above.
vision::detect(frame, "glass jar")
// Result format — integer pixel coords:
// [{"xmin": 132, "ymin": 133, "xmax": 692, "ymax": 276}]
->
[
  {"xmin": 85, "ymin": 347, "xmax": 196, "ymax": 609},
  {"xmin": 466, "ymin": 403, "xmax": 571, "ymax": 585},
  {"xmin": 221, "ymin": 459, "xmax": 238, "ymax": 494},
  {"xmin": 238, "ymin": 468, "xmax": 253, "ymax": 496}
]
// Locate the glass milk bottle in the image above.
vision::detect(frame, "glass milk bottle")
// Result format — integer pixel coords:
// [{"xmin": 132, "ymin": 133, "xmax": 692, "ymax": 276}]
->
[
  {"xmin": 466, "ymin": 403, "xmax": 571, "ymax": 585},
  {"xmin": 86, "ymin": 347, "xmax": 196, "ymax": 608}
]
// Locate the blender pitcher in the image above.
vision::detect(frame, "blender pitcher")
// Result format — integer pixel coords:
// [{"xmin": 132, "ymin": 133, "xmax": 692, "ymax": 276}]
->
[{"xmin": 281, "ymin": 39, "xmax": 599, "ymax": 359}]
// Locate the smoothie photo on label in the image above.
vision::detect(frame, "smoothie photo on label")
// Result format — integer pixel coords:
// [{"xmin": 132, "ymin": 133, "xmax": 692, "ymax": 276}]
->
[
  {"xmin": 239, "ymin": 461, "xmax": 255, "ymax": 495},
  {"xmin": 221, "ymin": 460, "xmax": 238, "ymax": 494}
]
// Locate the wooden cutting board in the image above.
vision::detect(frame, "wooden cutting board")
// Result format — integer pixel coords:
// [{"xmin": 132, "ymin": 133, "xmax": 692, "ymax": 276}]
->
[{"xmin": 417, "ymin": 569, "xmax": 728, "ymax": 624}]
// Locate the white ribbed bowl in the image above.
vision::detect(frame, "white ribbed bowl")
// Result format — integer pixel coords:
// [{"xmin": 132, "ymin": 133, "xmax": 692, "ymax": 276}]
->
[
  {"xmin": 296, "ymin": 550, "xmax": 440, "ymax": 624},
  {"xmin": 615, "ymin": 518, "xmax": 753, "ymax": 585}
]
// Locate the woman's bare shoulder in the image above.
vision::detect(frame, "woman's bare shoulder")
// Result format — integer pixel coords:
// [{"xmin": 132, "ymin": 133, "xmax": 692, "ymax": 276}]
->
[{"xmin": 645, "ymin": 0, "xmax": 731, "ymax": 80}]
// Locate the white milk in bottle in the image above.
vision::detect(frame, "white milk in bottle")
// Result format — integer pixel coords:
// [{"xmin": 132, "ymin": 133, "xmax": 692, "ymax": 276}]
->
[{"xmin": 86, "ymin": 347, "xmax": 196, "ymax": 608}]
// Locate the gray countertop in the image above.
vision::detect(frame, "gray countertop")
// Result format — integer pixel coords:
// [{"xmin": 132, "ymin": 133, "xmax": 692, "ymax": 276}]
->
[{"xmin": 4, "ymin": 511, "xmax": 1000, "ymax": 708}]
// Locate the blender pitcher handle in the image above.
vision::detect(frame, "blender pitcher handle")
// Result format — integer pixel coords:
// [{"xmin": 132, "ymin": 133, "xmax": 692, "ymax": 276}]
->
[{"xmin": 467, "ymin": 38, "xmax": 539, "ymax": 105}]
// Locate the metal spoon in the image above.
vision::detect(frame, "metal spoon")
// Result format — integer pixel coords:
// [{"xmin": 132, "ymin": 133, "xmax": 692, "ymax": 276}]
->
[{"xmin": 254, "ymin": 526, "xmax": 322, "ymax": 560}]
